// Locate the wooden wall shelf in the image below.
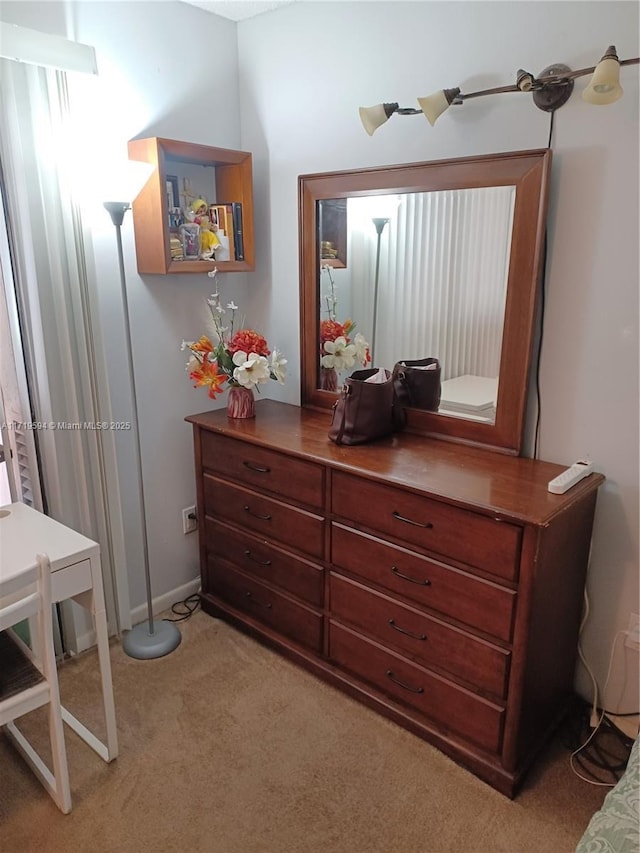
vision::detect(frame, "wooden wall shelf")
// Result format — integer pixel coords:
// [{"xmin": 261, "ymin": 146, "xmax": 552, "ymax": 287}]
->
[{"xmin": 127, "ymin": 137, "xmax": 254, "ymax": 275}]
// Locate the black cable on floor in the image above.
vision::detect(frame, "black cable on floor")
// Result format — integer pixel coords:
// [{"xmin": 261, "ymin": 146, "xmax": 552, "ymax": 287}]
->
[
  {"xmin": 561, "ymin": 699, "xmax": 635, "ymax": 785},
  {"xmin": 163, "ymin": 593, "xmax": 201, "ymax": 623}
]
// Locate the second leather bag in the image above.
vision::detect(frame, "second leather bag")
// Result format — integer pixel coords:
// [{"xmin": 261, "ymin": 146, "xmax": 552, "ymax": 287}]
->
[
  {"xmin": 392, "ymin": 357, "xmax": 441, "ymax": 412},
  {"xmin": 328, "ymin": 368, "xmax": 400, "ymax": 446}
]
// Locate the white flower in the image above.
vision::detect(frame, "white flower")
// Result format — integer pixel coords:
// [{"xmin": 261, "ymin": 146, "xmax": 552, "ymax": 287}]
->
[
  {"xmin": 207, "ymin": 268, "xmax": 218, "ymax": 279},
  {"xmin": 322, "ymin": 336, "xmax": 357, "ymax": 371},
  {"xmin": 227, "ymin": 301, "xmax": 238, "ymax": 311},
  {"xmin": 269, "ymin": 349, "xmax": 288, "ymax": 384},
  {"xmin": 353, "ymin": 332, "xmax": 370, "ymax": 366},
  {"xmin": 180, "ymin": 340, "xmax": 192, "ymax": 351},
  {"xmin": 207, "ymin": 293, "xmax": 225, "ymax": 316},
  {"xmin": 232, "ymin": 351, "xmax": 271, "ymax": 388}
]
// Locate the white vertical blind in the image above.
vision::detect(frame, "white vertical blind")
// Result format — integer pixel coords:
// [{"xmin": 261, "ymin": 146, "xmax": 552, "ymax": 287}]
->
[{"xmin": 349, "ymin": 186, "xmax": 516, "ymax": 381}]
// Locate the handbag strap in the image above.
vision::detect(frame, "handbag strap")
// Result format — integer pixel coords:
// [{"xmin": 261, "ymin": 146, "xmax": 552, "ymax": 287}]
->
[{"xmin": 332, "ymin": 383, "xmax": 352, "ymax": 445}]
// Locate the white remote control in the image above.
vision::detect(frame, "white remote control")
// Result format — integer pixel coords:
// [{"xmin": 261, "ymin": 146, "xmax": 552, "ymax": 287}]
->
[{"xmin": 548, "ymin": 460, "xmax": 594, "ymax": 494}]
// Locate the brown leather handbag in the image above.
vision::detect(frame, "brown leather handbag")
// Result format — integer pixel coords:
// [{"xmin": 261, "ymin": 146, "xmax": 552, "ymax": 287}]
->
[
  {"xmin": 392, "ymin": 358, "xmax": 441, "ymax": 412},
  {"xmin": 328, "ymin": 368, "xmax": 401, "ymax": 445}
]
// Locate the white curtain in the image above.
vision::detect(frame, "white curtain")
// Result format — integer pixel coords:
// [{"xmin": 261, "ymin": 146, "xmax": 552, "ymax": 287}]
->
[
  {"xmin": 0, "ymin": 58, "xmax": 127, "ymax": 643},
  {"xmin": 350, "ymin": 186, "xmax": 516, "ymax": 381}
]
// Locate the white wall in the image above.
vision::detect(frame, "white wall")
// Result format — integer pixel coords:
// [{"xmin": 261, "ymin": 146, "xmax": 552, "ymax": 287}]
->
[
  {"xmin": 0, "ymin": 1, "xmax": 637, "ymax": 712},
  {"xmin": 237, "ymin": 1, "xmax": 639, "ymax": 712}
]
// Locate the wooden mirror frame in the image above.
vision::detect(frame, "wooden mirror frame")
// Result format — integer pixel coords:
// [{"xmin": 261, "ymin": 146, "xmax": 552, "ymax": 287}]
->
[{"xmin": 299, "ymin": 149, "xmax": 552, "ymax": 455}]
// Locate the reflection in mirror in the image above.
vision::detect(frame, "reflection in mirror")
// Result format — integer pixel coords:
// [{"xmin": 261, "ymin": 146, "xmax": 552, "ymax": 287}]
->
[
  {"xmin": 300, "ymin": 150, "xmax": 552, "ymax": 454},
  {"xmin": 318, "ymin": 186, "xmax": 516, "ymax": 424}
]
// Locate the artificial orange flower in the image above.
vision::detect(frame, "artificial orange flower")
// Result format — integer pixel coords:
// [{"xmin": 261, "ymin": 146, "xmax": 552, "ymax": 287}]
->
[
  {"xmin": 190, "ymin": 335, "xmax": 214, "ymax": 355},
  {"xmin": 189, "ymin": 359, "xmax": 227, "ymax": 399},
  {"xmin": 320, "ymin": 319, "xmax": 346, "ymax": 345},
  {"xmin": 229, "ymin": 329, "xmax": 270, "ymax": 357}
]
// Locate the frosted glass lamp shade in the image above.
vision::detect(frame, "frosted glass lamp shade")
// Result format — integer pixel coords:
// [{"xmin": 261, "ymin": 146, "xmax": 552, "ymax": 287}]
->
[
  {"xmin": 359, "ymin": 103, "xmax": 398, "ymax": 136},
  {"xmin": 582, "ymin": 46, "xmax": 623, "ymax": 105},
  {"xmin": 417, "ymin": 88, "xmax": 460, "ymax": 126}
]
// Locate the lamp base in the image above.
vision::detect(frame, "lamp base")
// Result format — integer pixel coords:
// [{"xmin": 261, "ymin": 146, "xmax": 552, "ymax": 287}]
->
[
  {"xmin": 122, "ymin": 619, "xmax": 182, "ymax": 660},
  {"xmin": 533, "ymin": 64, "xmax": 574, "ymax": 112}
]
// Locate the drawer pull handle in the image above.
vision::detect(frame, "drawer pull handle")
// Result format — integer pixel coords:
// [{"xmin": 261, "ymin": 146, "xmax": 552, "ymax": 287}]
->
[
  {"xmin": 392, "ymin": 510, "xmax": 433, "ymax": 529},
  {"xmin": 391, "ymin": 566, "xmax": 431, "ymax": 586},
  {"xmin": 244, "ymin": 549, "xmax": 272, "ymax": 566},
  {"xmin": 388, "ymin": 619, "xmax": 427, "ymax": 641},
  {"xmin": 243, "ymin": 505, "xmax": 272, "ymax": 521},
  {"xmin": 385, "ymin": 670, "xmax": 424, "ymax": 694},
  {"xmin": 245, "ymin": 591, "xmax": 272, "ymax": 609},
  {"xmin": 243, "ymin": 461, "xmax": 271, "ymax": 474}
]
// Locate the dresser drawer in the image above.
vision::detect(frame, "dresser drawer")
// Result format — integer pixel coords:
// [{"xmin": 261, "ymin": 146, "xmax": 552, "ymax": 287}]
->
[
  {"xmin": 207, "ymin": 559, "xmax": 323, "ymax": 652},
  {"xmin": 206, "ymin": 519, "xmax": 324, "ymax": 607},
  {"xmin": 331, "ymin": 524, "xmax": 516, "ymax": 642},
  {"xmin": 332, "ymin": 471, "xmax": 521, "ymax": 581},
  {"xmin": 201, "ymin": 432, "xmax": 324, "ymax": 509},
  {"xmin": 204, "ymin": 474, "xmax": 325, "ymax": 559},
  {"xmin": 329, "ymin": 622, "xmax": 504, "ymax": 753},
  {"xmin": 330, "ymin": 574, "xmax": 510, "ymax": 698}
]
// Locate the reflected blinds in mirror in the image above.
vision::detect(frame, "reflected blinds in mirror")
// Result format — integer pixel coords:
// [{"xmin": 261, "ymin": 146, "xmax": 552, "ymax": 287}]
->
[{"xmin": 348, "ymin": 186, "xmax": 515, "ymax": 382}]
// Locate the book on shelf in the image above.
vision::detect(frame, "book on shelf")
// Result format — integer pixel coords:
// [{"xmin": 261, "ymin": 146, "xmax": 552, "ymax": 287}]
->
[{"xmin": 216, "ymin": 202, "xmax": 244, "ymax": 261}]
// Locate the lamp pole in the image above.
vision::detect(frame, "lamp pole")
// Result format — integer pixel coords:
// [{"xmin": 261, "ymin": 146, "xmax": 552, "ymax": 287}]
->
[
  {"xmin": 370, "ymin": 217, "xmax": 389, "ymax": 366},
  {"xmin": 103, "ymin": 202, "xmax": 181, "ymax": 660}
]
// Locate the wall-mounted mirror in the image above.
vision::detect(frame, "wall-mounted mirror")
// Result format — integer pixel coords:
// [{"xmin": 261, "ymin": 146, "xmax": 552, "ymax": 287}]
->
[{"xmin": 299, "ymin": 149, "xmax": 551, "ymax": 454}]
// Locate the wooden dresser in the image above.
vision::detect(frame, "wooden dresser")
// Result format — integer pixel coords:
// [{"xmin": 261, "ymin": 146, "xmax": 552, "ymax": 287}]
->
[{"xmin": 186, "ymin": 400, "xmax": 603, "ymax": 797}]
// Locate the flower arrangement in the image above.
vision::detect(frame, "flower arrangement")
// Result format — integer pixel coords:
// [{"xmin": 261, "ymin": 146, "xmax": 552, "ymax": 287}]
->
[
  {"xmin": 320, "ymin": 265, "xmax": 369, "ymax": 372},
  {"xmin": 182, "ymin": 269, "xmax": 287, "ymax": 400}
]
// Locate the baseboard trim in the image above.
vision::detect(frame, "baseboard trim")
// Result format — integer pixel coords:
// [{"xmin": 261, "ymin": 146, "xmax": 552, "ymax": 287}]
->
[
  {"xmin": 72, "ymin": 577, "xmax": 201, "ymax": 653},
  {"xmin": 129, "ymin": 577, "xmax": 201, "ymax": 627}
]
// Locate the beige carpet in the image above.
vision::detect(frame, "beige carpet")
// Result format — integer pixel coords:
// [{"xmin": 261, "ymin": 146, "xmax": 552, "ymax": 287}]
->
[{"xmin": 0, "ymin": 610, "xmax": 604, "ymax": 853}]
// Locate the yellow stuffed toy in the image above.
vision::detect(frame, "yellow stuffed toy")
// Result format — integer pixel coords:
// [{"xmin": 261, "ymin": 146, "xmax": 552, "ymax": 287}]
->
[
  {"xmin": 199, "ymin": 216, "xmax": 221, "ymax": 259},
  {"xmin": 189, "ymin": 198, "xmax": 208, "ymax": 224}
]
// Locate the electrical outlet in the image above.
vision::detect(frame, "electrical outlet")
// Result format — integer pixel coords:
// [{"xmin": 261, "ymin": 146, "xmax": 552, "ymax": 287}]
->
[
  {"xmin": 182, "ymin": 506, "xmax": 197, "ymax": 534},
  {"xmin": 625, "ymin": 613, "xmax": 640, "ymax": 650}
]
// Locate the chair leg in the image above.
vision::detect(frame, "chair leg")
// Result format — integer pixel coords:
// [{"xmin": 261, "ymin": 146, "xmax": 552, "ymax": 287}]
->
[
  {"xmin": 48, "ymin": 697, "xmax": 72, "ymax": 813},
  {"xmin": 5, "ymin": 714, "xmax": 71, "ymax": 813}
]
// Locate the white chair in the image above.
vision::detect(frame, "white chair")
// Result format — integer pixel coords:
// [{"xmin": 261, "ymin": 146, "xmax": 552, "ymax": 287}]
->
[{"xmin": 0, "ymin": 553, "xmax": 72, "ymax": 813}]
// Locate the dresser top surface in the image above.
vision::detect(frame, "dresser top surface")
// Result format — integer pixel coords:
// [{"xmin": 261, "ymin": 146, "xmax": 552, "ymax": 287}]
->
[{"xmin": 186, "ymin": 400, "xmax": 603, "ymax": 525}]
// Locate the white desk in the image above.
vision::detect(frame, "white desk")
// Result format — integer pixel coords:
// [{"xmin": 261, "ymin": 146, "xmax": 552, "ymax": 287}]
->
[{"xmin": 0, "ymin": 502, "xmax": 118, "ymax": 762}]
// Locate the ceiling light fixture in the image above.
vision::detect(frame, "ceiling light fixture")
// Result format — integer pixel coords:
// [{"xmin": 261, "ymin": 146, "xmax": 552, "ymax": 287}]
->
[{"xmin": 359, "ymin": 45, "xmax": 639, "ymax": 134}]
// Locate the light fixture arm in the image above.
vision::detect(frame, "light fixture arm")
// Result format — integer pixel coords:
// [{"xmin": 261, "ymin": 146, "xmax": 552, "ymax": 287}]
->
[
  {"xmin": 361, "ymin": 49, "xmax": 639, "ymax": 132},
  {"xmin": 458, "ymin": 56, "xmax": 640, "ymax": 101}
]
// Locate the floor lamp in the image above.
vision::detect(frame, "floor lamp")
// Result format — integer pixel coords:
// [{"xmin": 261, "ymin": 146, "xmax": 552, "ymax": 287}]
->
[
  {"xmin": 103, "ymin": 200, "xmax": 181, "ymax": 660},
  {"xmin": 370, "ymin": 217, "xmax": 389, "ymax": 365}
]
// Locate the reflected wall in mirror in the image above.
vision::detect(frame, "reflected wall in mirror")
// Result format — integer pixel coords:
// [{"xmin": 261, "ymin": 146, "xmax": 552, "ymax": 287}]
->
[
  {"xmin": 299, "ymin": 150, "xmax": 552, "ymax": 454},
  {"xmin": 318, "ymin": 185, "xmax": 517, "ymax": 425}
]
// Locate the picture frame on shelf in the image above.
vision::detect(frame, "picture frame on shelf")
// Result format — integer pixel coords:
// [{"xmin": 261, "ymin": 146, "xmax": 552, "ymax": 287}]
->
[{"xmin": 166, "ymin": 175, "xmax": 179, "ymax": 209}]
